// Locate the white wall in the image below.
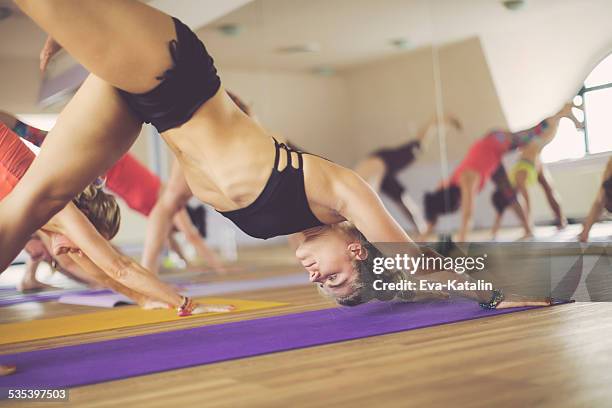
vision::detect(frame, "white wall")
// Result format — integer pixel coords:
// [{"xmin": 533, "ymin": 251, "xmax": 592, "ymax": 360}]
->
[
  {"xmin": 219, "ymin": 68, "xmax": 353, "ymax": 164},
  {"xmin": 343, "ymin": 37, "xmax": 509, "ymax": 231},
  {"xmin": 0, "ymin": 58, "xmax": 46, "ymax": 114}
]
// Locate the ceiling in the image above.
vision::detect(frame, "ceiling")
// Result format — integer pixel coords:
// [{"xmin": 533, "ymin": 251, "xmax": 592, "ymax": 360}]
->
[
  {"xmin": 0, "ymin": 0, "xmax": 589, "ymax": 70},
  {"xmin": 196, "ymin": 0, "xmax": 585, "ymax": 72}
]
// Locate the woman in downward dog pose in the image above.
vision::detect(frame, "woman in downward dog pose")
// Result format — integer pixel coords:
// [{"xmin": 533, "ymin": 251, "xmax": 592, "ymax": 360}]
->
[
  {"xmin": 354, "ymin": 116, "xmax": 461, "ymax": 235},
  {"xmin": 579, "ymin": 158, "xmax": 612, "ymax": 242},
  {"xmin": 0, "ymin": 123, "xmax": 231, "ymax": 315},
  {"xmin": 422, "ymin": 102, "xmax": 582, "ymax": 241},
  {"xmin": 0, "ymin": 0, "xmax": 552, "ymax": 310},
  {"xmin": 508, "ymin": 108, "xmax": 581, "ymax": 229}
]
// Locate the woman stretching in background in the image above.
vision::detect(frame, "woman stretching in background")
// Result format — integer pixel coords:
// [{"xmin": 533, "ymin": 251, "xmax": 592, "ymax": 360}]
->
[
  {"xmin": 0, "ymin": 122, "xmax": 231, "ymax": 315},
  {"xmin": 422, "ymin": 102, "xmax": 581, "ymax": 241},
  {"xmin": 0, "ymin": 111, "xmax": 227, "ymax": 274},
  {"xmin": 579, "ymin": 157, "xmax": 612, "ymax": 242},
  {"xmin": 509, "ymin": 114, "xmax": 580, "ymax": 229},
  {"xmin": 354, "ymin": 116, "xmax": 461, "ymax": 235}
]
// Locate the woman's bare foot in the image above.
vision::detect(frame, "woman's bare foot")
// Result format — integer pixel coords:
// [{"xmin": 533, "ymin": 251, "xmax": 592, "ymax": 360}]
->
[
  {"xmin": 517, "ymin": 232, "xmax": 535, "ymax": 241},
  {"xmin": 140, "ymin": 299, "xmax": 171, "ymax": 310},
  {"xmin": 496, "ymin": 293, "xmax": 552, "ymax": 309},
  {"xmin": 556, "ymin": 218, "xmax": 568, "ymax": 230},
  {"xmin": 0, "ymin": 364, "xmax": 16, "ymax": 376}
]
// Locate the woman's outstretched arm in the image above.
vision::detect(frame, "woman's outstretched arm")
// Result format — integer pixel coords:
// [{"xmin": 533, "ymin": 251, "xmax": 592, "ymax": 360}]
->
[
  {"xmin": 49, "ymin": 203, "xmax": 183, "ymax": 307},
  {"xmin": 331, "ymin": 166, "xmax": 421, "ymax": 254},
  {"xmin": 66, "ymin": 252, "xmax": 152, "ymax": 307},
  {"xmin": 0, "ymin": 75, "xmax": 142, "ymax": 271}
]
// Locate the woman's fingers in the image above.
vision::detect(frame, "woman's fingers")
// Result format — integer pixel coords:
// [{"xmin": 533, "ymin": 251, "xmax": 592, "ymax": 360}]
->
[
  {"xmin": 192, "ymin": 304, "xmax": 236, "ymax": 314},
  {"xmin": 496, "ymin": 300, "xmax": 551, "ymax": 309}
]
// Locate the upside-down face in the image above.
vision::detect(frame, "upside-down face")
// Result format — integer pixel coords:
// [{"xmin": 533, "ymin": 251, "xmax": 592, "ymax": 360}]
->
[{"xmin": 294, "ymin": 226, "xmax": 367, "ymax": 300}]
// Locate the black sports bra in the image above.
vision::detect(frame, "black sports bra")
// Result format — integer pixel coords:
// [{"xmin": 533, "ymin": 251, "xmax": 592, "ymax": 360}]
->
[{"xmin": 218, "ymin": 139, "xmax": 324, "ymax": 239}]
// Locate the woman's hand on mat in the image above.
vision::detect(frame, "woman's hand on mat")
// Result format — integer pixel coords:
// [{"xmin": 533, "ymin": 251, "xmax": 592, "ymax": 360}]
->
[
  {"xmin": 40, "ymin": 36, "xmax": 63, "ymax": 72},
  {"xmin": 577, "ymin": 230, "xmax": 589, "ymax": 243},
  {"xmin": 411, "ymin": 290, "xmax": 450, "ymax": 302},
  {"xmin": 140, "ymin": 299, "xmax": 172, "ymax": 310},
  {"xmin": 495, "ymin": 294, "xmax": 552, "ymax": 309},
  {"xmin": 192, "ymin": 304, "xmax": 236, "ymax": 314}
]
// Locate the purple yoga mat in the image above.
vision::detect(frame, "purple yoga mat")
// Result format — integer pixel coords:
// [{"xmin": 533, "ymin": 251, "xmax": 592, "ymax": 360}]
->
[{"xmin": 0, "ymin": 299, "xmax": 562, "ymax": 392}]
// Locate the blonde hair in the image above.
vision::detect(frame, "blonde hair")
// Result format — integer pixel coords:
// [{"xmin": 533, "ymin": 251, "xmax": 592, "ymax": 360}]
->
[
  {"xmin": 319, "ymin": 222, "xmax": 404, "ymax": 306},
  {"xmin": 72, "ymin": 182, "xmax": 121, "ymax": 240}
]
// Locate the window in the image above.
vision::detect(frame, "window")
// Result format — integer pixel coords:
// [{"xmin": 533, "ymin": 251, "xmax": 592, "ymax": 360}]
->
[{"xmin": 542, "ymin": 53, "xmax": 612, "ymax": 162}]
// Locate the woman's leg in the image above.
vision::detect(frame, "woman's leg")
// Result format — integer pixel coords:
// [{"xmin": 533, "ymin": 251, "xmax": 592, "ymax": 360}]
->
[
  {"xmin": 172, "ymin": 208, "xmax": 227, "ymax": 272},
  {"xmin": 142, "ymin": 161, "xmax": 192, "ymax": 274},
  {"xmin": 457, "ymin": 171, "xmax": 479, "ymax": 242},
  {"xmin": 418, "ymin": 221, "xmax": 437, "ymax": 242},
  {"xmin": 167, "ymin": 233, "xmax": 188, "ymax": 266},
  {"xmin": 491, "ymin": 212, "xmax": 503, "ymax": 239},
  {"xmin": 15, "ymin": 0, "xmax": 175, "ymax": 93},
  {"xmin": 537, "ymin": 167, "xmax": 567, "ymax": 228},
  {"xmin": 508, "ymin": 201, "xmax": 533, "ymax": 238},
  {"xmin": 514, "ymin": 169, "xmax": 532, "ymax": 223},
  {"xmin": 393, "ymin": 194, "xmax": 425, "ymax": 235}
]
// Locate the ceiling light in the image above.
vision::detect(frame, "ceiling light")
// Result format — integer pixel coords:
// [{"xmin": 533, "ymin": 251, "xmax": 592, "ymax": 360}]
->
[
  {"xmin": 312, "ymin": 66, "xmax": 335, "ymax": 76},
  {"xmin": 502, "ymin": 0, "xmax": 526, "ymax": 11},
  {"xmin": 389, "ymin": 38, "xmax": 411, "ymax": 50},
  {"xmin": 217, "ymin": 23, "xmax": 243, "ymax": 37},
  {"xmin": 277, "ymin": 43, "xmax": 321, "ymax": 54}
]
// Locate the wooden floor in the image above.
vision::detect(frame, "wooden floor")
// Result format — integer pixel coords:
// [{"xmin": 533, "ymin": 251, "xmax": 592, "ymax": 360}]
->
[{"xmin": 1, "ymin": 245, "xmax": 612, "ymax": 407}]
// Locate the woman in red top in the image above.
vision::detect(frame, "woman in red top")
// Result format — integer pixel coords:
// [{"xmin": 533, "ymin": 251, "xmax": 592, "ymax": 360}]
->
[{"xmin": 422, "ymin": 102, "xmax": 581, "ymax": 241}]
